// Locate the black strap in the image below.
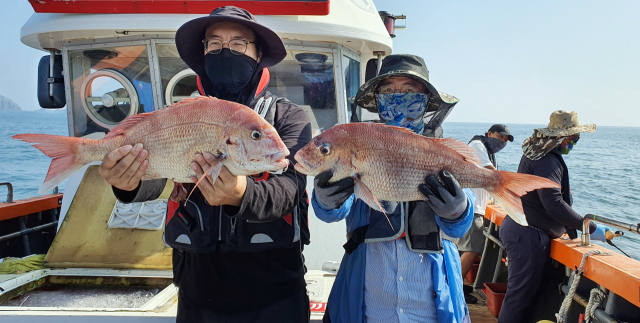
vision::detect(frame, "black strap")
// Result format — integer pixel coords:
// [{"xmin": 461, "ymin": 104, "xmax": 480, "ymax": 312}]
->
[
  {"xmin": 46, "ymin": 77, "xmax": 64, "ymax": 84},
  {"xmin": 343, "ymin": 225, "xmax": 369, "ymax": 254},
  {"xmin": 350, "ymin": 102, "xmax": 359, "ymax": 123}
]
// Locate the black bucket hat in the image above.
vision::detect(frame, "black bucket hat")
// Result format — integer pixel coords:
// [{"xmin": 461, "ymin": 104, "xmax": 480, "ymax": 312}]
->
[
  {"xmin": 355, "ymin": 54, "xmax": 459, "ymax": 114},
  {"xmin": 175, "ymin": 6, "xmax": 287, "ymax": 77}
]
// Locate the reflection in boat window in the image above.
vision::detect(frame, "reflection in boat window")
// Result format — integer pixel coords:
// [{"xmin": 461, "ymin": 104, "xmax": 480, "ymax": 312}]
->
[
  {"xmin": 343, "ymin": 55, "xmax": 360, "ymax": 122},
  {"xmin": 155, "ymin": 44, "xmax": 199, "ymax": 107},
  {"xmin": 268, "ymin": 50, "xmax": 338, "ymax": 137},
  {"xmin": 68, "ymin": 45, "xmax": 153, "ymax": 137}
]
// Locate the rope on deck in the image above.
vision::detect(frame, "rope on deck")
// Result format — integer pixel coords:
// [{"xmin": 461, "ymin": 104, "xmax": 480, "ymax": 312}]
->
[
  {"xmin": 585, "ymin": 287, "xmax": 607, "ymax": 323},
  {"xmin": 555, "ymin": 249, "xmax": 603, "ymax": 323}
]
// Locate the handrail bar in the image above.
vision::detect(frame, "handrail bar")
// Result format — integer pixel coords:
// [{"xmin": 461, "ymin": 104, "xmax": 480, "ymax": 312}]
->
[
  {"xmin": 582, "ymin": 214, "xmax": 639, "ymax": 246},
  {"xmin": 0, "ymin": 182, "xmax": 13, "ymax": 203}
]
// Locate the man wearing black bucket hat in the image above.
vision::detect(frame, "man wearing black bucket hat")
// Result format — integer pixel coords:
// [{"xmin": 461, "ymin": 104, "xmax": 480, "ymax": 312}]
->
[
  {"xmin": 312, "ymin": 54, "xmax": 474, "ymax": 323},
  {"xmin": 98, "ymin": 6, "xmax": 312, "ymax": 323}
]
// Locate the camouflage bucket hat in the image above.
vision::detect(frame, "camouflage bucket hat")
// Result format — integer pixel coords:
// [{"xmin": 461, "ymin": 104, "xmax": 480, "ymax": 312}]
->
[
  {"xmin": 534, "ymin": 110, "xmax": 596, "ymax": 137},
  {"xmin": 354, "ymin": 54, "xmax": 459, "ymax": 113}
]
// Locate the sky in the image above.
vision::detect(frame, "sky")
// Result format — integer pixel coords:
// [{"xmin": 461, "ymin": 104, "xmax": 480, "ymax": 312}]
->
[{"xmin": 1, "ymin": 1, "xmax": 639, "ymax": 127}]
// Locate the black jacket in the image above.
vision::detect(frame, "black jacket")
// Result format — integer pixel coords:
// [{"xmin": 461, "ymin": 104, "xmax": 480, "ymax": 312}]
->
[
  {"xmin": 518, "ymin": 151, "xmax": 596, "ymax": 238},
  {"xmin": 112, "ymin": 74, "xmax": 312, "ymax": 317}
]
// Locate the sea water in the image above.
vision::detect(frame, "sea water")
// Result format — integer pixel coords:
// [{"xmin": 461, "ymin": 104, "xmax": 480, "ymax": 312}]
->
[{"xmin": 0, "ymin": 110, "xmax": 638, "ymax": 259}]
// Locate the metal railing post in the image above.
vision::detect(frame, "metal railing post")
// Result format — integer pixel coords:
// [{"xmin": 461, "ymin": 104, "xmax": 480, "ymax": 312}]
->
[
  {"xmin": 581, "ymin": 214, "xmax": 640, "ymax": 247},
  {"xmin": 0, "ymin": 182, "xmax": 13, "ymax": 203},
  {"xmin": 581, "ymin": 215, "xmax": 593, "ymax": 246},
  {"xmin": 18, "ymin": 216, "xmax": 32, "ymax": 256}
]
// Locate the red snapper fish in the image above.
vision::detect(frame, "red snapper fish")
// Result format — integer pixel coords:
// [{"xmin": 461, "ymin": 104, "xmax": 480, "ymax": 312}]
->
[
  {"xmin": 294, "ymin": 123, "xmax": 559, "ymax": 226},
  {"xmin": 13, "ymin": 96, "xmax": 290, "ymax": 195}
]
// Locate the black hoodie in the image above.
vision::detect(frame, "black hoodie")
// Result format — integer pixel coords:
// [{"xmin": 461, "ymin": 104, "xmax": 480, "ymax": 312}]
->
[{"xmin": 112, "ymin": 67, "xmax": 313, "ymax": 320}]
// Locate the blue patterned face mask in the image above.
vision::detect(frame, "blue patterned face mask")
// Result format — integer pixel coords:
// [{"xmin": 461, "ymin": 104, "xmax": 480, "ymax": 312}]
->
[{"xmin": 377, "ymin": 93, "xmax": 429, "ymax": 134}]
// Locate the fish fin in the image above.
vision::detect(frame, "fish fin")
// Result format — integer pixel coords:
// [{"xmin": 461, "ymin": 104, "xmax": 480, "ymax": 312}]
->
[
  {"xmin": 167, "ymin": 95, "xmax": 219, "ymax": 109},
  {"xmin": 186, "ymin": 155, "xmax": 224, "ymax": 202},
  {"xmin": 381, "ymin": 124, "xmax": 417, "ymax": 135},
  {"xmin": 12, "ymin": 134, "xmax": 90, "ymax": 194},
  {"xmin": 104, "ymin": 112, "xmax": 154, "ymax": 139},
  {"xmin": 352, "ymin": 176, "xmax": 394, "ymax": 230},
  {"xmin": 486, "ymin": 170, "xmax": 560, "ymax": 226},
  {"xmin": 433, "ymin": 138, "xmax": 481, "ymax": 165}
]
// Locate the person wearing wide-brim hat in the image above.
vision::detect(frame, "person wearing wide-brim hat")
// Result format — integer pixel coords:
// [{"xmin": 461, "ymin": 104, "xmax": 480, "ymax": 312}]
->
[
  {"xmin": 498, "ymin": 110, "xmax": 612, "ymax": 323},
  {"xmin": 99, "ymin": 6, "xmax": 312, "ymax": 323},
  {"xmin": 312, "ymin": 54, "xmax": 474, "ymax": 323},
  {"xmin": 355, "ymin": 54, "xmax": 459, "ymax": 138},
  {"xmin": 175, "ymin": 5, "xmax": 287, "ymax": 103}
]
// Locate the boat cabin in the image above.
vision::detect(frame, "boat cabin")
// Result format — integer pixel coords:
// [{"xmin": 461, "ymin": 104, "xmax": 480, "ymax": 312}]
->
[{"xmin": 0, "ymin": 1, "xmax": 397, "ymax": 321}]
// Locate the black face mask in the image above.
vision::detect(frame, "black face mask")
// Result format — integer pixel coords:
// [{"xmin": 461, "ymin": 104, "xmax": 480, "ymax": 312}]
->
[
  {"xmin": 204, "ymin": 49, "xmax": 257, "ymax": 101},
  {"xmin": 485, "ymin": 136, "xmax": 507, "ymax": 153}
]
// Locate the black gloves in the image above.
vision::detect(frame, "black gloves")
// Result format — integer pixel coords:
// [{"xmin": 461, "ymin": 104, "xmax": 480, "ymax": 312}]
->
[
  {"xmin": 418, "ymin": 170, "xmax": 468, "ymax": 221},
  {"xmin": 314, "ymin": 170, "xmax": 355, "ymax": 209}
]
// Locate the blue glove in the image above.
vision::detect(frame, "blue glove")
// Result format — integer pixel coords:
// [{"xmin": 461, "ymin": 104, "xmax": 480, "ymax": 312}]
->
[
  {"xmin": 590, "ymin": 224, "xmax": 611, "ymax": 243},
  {"xmin": 418, "ymin": 170, "xmax": 468, "ymax": 221}
]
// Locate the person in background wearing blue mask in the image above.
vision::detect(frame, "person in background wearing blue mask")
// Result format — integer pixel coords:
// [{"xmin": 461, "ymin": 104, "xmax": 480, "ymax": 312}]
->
[
  {"xmin": 457, "ymin": 124, "xmax": 513, "ymax": 304},
  {"xmin": 498, "ymin": 110, "xmax": 612, "ymax": 323},
  {"xmin": 313, "ymin": 54, "xmax": 473, "ymax": 323}
]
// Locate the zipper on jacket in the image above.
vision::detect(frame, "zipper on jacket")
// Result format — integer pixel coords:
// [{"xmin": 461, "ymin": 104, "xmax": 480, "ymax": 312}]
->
[
  {"xmin": 218, "ymin": 207, "xmax": 222, "ymax": 240},
  {"xmin": 230, "ymin": 217, "xmax": 237, "ymax": 236}
]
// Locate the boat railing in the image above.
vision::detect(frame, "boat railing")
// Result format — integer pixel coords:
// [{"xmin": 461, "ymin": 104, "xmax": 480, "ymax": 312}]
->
[
  {"xmin": 0, "ymin": 182, "xmax": 14, "ymax": 203},
  {"xmin": 477, "ymin": 205, "xmax": 640, "ymax": 322},
  {"xmin": 581, "ymin": 214, "xmax": 640, "ymax": 247},
  {"xmin": 0, "ymin": 184, "xmax": 62, "ymax": 256}
]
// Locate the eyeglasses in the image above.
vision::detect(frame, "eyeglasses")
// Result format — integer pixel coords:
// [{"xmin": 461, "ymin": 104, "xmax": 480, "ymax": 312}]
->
[{"xmin": 202, "ymin": 38, "xmax": 254, "ymax": 55}]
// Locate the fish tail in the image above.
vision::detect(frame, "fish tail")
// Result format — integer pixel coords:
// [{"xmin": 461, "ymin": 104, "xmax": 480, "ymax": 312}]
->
[
  {"xmin": 12, "ymin": 134, "xmax": 92, "ymax": 194},
  {"xmin": 486, "ymin": 170, "xmax": 560, "ymax": 226}
]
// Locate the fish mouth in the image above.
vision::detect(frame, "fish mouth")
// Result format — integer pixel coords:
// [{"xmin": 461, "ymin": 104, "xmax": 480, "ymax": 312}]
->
[
  {"xmin": 268, "ymin": 152, "xmax": 290, "ymax": 170},
  {"xmin": 293, "ymin": 158, "xmax": 314, "ymax": 175}
]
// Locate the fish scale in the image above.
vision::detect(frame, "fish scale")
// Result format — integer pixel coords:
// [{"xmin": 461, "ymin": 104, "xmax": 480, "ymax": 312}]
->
[
  {"xmin": 13, "ymin": 96, "xmax": 290, "ymax": 194},
  {"xmin": 294, "ymin": 122, "xmax": 560, "ymax": 226}
]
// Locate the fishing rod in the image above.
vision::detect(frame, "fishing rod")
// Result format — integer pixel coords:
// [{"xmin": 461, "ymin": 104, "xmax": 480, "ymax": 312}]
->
[{"xmin": 582, "ymin": 214, "xmax": 638, "ymax": 257}]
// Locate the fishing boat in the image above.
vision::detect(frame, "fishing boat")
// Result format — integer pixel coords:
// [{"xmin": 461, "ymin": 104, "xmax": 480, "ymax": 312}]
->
[{"xmin": 0, "ymin": 1, "xmax": 639, "ymax": 322}]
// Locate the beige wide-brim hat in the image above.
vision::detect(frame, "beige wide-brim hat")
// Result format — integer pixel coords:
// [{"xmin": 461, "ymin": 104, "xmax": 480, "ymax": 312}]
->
[{"xmin": 534, "ymin": 110, "xmax": 596, "ymax": 137}]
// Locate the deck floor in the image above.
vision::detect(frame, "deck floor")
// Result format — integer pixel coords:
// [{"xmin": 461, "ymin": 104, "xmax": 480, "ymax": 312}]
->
[
  {"xmin": 467, "ymin": 282, "xmax": 498, "ymax": 323},
  {"xmin": 468, "ymin": 303, "xmax": 498, "ymax": 323}
]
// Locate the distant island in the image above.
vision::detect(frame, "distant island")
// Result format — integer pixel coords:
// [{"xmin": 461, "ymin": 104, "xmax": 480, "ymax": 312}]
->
[{"xmin": 0, "ymin": 94, "xmax": 22, "ymax": 111}]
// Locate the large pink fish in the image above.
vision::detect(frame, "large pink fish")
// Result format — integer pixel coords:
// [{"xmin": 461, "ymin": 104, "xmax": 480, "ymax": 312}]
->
[
  {"xmin": 294, "ymin": 123, "xmax": 559, "ymax": 226},
  {"xmin": 14, "ymin": 96, "xmax": 290, "ymax": 194}
]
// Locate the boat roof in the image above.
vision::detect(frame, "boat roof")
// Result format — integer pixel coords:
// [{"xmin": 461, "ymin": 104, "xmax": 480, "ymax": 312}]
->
[
  {"xmin": 28, "ymin": 0, "xmax": 331, "ymax": 15},
  {"xmin": 21, "ymin": 0, "xmax": 393, "ymax": 57}
]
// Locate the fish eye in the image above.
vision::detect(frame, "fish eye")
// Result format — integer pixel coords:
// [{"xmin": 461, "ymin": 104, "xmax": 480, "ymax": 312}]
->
[
  {"xmin": 251, "ymin": 130, "xmax": 263, "ymax": 140},
  {"xmin": 319, "ymin": 143, "xmax": 331, "ymax": 156}
]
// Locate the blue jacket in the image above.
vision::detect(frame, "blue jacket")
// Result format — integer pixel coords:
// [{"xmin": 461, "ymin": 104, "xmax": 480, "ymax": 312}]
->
[{"xmin": 312, "ymin": 190, "xmax": 475, "ymax": 323}]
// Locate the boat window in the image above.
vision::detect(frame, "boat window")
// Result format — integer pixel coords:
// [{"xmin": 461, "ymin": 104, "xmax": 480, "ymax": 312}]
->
[
  {"xmin": 68, "ymin": 45, "xmax": 154, "ymax": 137},
  {"xmin": 342, "ymin": 55, "xmax": 360, "ymax": 122},
  {"xmin": 155, "ymin": 43, "xmax": 200, "ymax": 107},
  {"xmin": 267, "ymin": 50, "xmax": 337, "ymax": 136}
]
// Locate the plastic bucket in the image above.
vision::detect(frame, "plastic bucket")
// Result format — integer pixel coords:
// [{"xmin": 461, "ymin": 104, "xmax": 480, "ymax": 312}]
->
[{"xmin": 484, "ymin": 282, "xmax": 507, "ymax": 316}]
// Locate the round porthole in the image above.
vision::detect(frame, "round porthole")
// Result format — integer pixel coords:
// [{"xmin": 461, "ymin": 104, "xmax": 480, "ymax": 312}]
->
[
  {"xmin": 81, "ymin": 69, "xmax": 139, "ymax": 130},
  {"xmin": 165, "ymin": 68, "xmax": 200, "ymax": 106}
]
